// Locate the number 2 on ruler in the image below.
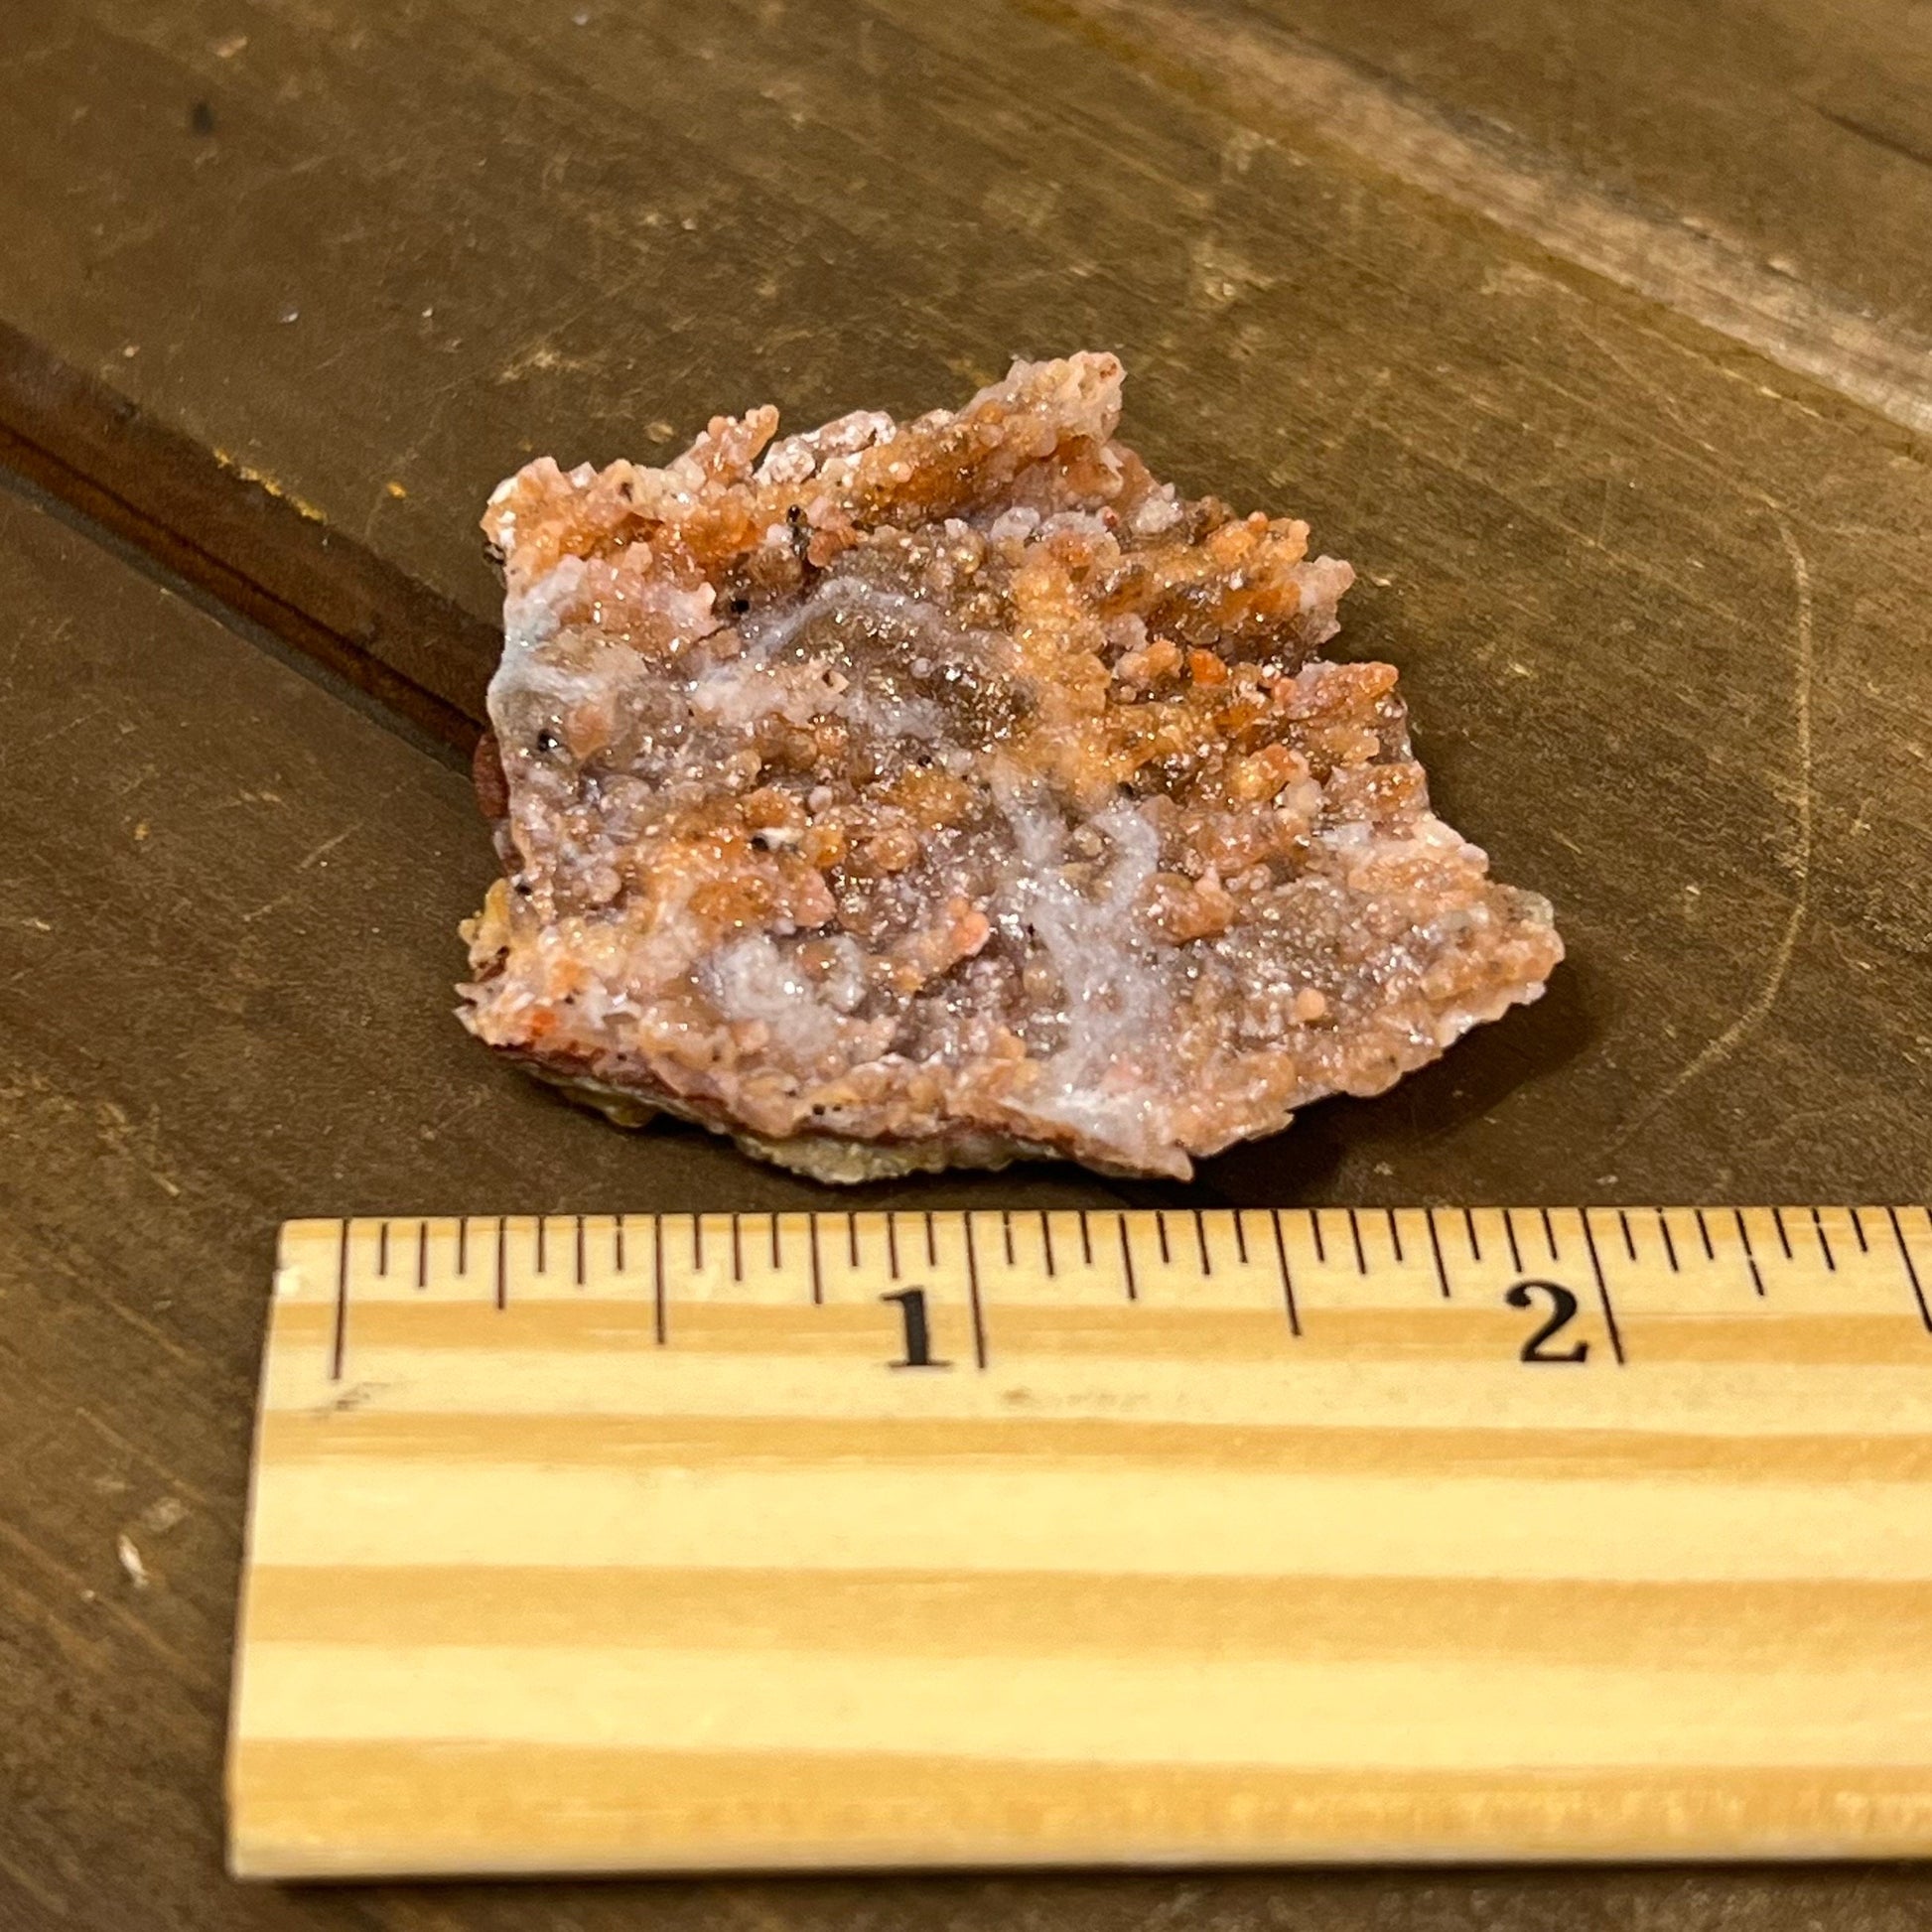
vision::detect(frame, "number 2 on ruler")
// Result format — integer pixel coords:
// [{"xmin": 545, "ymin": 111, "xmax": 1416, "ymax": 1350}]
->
[{"xmin": 1507, "ymin": 1280, "xmax": 1589, "ymax": 1364}]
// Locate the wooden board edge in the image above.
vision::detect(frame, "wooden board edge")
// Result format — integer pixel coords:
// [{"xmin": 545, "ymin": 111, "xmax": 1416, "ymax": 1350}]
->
[{"xmin": 0, "ymin": 323, "xmax": 489, "ymax": 750}]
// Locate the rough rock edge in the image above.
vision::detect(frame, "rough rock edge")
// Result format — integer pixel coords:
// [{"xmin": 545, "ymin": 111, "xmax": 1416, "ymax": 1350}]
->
[
  {"xmin": 463, "ymin": 353, "xmax": 1562, "ymax": 1183},
  {"xmin": 526, "ymin": 1064, "xmax": 1072, "ymax": 1181}
]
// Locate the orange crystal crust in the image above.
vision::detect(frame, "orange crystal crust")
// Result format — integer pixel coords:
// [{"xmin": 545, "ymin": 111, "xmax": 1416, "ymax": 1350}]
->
[{"xmin": 460, "ymin": 353, "xmax": 1561, "ymax": 1180}]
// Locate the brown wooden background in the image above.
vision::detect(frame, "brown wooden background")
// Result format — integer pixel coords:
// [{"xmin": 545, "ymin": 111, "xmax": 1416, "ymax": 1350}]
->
[{"xmin": 4, "ymin": 0, "xmax": 1931, "ymax": 1926}]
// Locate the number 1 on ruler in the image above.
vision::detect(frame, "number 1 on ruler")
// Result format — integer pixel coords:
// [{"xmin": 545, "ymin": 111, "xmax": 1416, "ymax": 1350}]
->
[{"xmin": 882, "ymin": 1287, "xmax": 949, "ymax": 1369}]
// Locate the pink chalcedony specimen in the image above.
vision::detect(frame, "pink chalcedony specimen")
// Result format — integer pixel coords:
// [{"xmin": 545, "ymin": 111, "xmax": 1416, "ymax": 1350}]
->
[{"xmin": 460, "ymin": 353, "xmax": 1561, "ymax": 1180}]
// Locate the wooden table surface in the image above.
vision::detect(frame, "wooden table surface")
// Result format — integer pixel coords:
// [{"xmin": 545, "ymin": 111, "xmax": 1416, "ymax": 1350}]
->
[{"xmin": 4, "ymin": 1, "xmax": 1931, "ymax": 1925}]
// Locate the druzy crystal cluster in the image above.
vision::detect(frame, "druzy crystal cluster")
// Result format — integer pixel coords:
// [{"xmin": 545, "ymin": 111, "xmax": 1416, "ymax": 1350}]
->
[{"xmin": 461, "ymin": 354, "xmax": 1560, "ymax": 1179}]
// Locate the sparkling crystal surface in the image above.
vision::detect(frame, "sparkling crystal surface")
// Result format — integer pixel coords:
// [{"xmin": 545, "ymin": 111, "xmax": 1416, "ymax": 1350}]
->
[{"xmin": 460, "ymin": 353, "xmax": 1562, "ymax": 1179}]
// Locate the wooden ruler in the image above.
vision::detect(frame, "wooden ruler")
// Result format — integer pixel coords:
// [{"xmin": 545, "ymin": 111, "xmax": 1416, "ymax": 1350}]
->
[{"xmin": 229, "ymin": 1206, "xmax": 1932, "ymax": 1878}]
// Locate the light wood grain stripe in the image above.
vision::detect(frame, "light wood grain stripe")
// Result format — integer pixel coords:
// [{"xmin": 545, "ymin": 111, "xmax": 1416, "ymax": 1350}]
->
[
  {"xmin": 264, "ymin": 1343, "xmax": 1932, "ymax": 1434},
  {"xmin": 229, "ymin": 1741, "xmax": 1932, "ymax": 1876},
  {"xmin": 238, "ymin": 1565, "xmax": 1932, "ymax": 1671},
  {"xmin": 233, "ymin": 1641, "xmax": 1932, "ymax": 1769},
  {"xmin": 269, "ymin": 1299, "xmax": 1932, "ymax": 1365},
  {"xmin": 256, "ymin": 1409, "xmax": 1932, "ymax": 1485},
  {"xmin": 243, "ymin": 1459, "xmax": 1932, "ymax": 1580}
]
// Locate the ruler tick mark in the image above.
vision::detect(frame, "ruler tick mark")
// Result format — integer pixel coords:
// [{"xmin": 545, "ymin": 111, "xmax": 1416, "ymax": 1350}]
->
[
  {"xmin": 962, "ymin": 1217, "xmax": 989, "ymax": 1369},
  {"xmin": 376, "ymin": 1221, "xmax": 389, "ymax": 1277},
  {"xmin": 1461, "ymin": 1207, "xmax": 1481, "ymax": 1263},
  {"xmin": 1196, "ymin": 1213, "xmax": 1214, "ymax": 1277},
  {"xmin": 1695, "ymin": 1208, "xmax": 1716, "ymax": 1262},
  {"xmin": 1427, "ymin": 1210, "xmax": 1451, "ymax": 1299},
  {"xmin": 1852, "ymin": 1208, "xmax": 1870, "ymax": 1254},
  {"xmin": 535, "ymin": 1217, "xmax": 546, "ymax": 1275},
  {"xmin": 1157, "ymin": 1214, "xmax": 1172, "ymax": 1267},
  {"xmin": 769, "ymin": 1215, "xmax": 781, "ymax": 1271},
  {"xmin": 653, "ymin": 1216, "xmax": 667, "ymax": 1344},
  {"xmin": 457, "ymin": 1218, "xmax": 469, "ymax": 1276},
  {"xmin": 1386, "ymin": 1210, "xmax": 1403, "ymax": 1265},
  {"xmin": 1041, "ymin": 1212, "xmax": 1057, "ymax": 1278},
  {"xmin": 808, "ymin": 1217, "xmax": 824, "ymax": 1306},
  {"xmin": 887, "ymin": 1213, "xmax": 900, "ymax": 1281},
  {"xmin": 1346, "ymin": 1208, "xmax": 1366, "ymax": 1276},
  {"xmin": 847, "ymin": 1218, "xmax": 860, "ymax": 1271},
  {"xmin": 1773, "ymin": 1208, "xmax": 1795, "ymax": 1262},
  {"xmin": 1884, "ymin": 1206, "xmax": 1932, "ymax": 1334},
  {"xmin": 1311, "ymin": 1213, "xmax": 1326, "ymax": 1266},
  {"xmin": 1617, "ymin": 1209, "xmax": 1636, "ymax": 1264},
  {"xmin": 1580, "ymin": 1214, "xmax": 1626, "ymax": 1364},
  {"xmin": 1540, "ymin": 1206, "xmax": 1560, "ymax": 1262},
  {"xmin": 494, "ymin": 1218, "xmax": 507, "ymax": 1311},
  {"xmin": 1502, "ymin": 1210, "xmax": 1525, "ymax": 1276},
  {"xmin": 731, "ymin": 1213, "xmax": 743, "ymax": 1284},
  {"xmin": 1734, "ymin": 1208, "xmax": 1765, "ymax": 1296},
  {"xmin": 574, "ymin": 1215, "xmax": 586, "ymax": 1288},
  {"xmin": 330, "ymin": 1221, "xmax": 348, "ymax": 1382},
  {"xmin": 415, "ymin": 1219, "xmax": 428, "ymax": 1292},
  {"xmin": 1002, "ymin": 1210, "xmax": 1015, "ymax": 1268},
  {"xmin": 1811, "ymin": 1206, "xmax": 1837, "ymax": 1272},
  {"xmin": 923, "ymin": 1210, "xmax": 937, "ymax": 1270},
  {"xmin": 1119, "ymin": 1216, "xmax": 1139, "ymax": 1302},
  {"xmin": 615, "ymin": 1213, "xmax": 625, "ymax": 1275},
  {"xmin": 1078, "ymin": 1210, "xmax": 1093, "ymax": 1267},
  {"xmin": 693, "ymin": 1216, "xmax": 705, "ymax": 1273},
  {"xmin": 1658, "ymin": 1211, "xmax": 1680, "ymax": 1273},
  {"xmin": 1233, "ymin": 1211, "xmax": 1249, "ymax": 1267},
  {"xmin": 1271, "ymin": 1210, "xmax": 1302, "ymax": 1336}
]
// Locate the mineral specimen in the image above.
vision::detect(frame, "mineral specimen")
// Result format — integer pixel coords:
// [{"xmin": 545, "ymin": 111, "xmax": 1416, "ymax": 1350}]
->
[{"xmin": 460, "ymin": 352, "xmax": 1561, "ymax": 1180}]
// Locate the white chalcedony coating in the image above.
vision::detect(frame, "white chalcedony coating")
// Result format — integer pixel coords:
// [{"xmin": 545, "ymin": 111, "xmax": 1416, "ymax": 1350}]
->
[{"xmin": 460, "ymin": 353, "xmax": 1562, "ymax": 1179}]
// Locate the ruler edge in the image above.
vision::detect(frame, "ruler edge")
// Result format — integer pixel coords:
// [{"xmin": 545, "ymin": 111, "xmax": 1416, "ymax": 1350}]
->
[
  {"xmin": 228, "ymin": 1827, "xmax": 1932, "ymax": 1883},
  {"xmin": 226, "ymin": 1219, "xmax": 308, "ymax": 1876}
]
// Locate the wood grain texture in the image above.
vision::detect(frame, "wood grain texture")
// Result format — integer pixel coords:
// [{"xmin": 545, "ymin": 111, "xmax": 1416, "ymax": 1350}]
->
[
  {"xmin": 1045, "ymin": 0, "xmax": 1932, "ymax": 435},
  {"xmin": 1202, "ymin": 0, "xmax": 1932, "ymax": 337},
  {"xmin": 0, "ymin": 319, "xmax": 494, "ymax": 747},
  {"xmin": 229, "ymin": 1210, "xmax": 1932, "ymax": 1876}
]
